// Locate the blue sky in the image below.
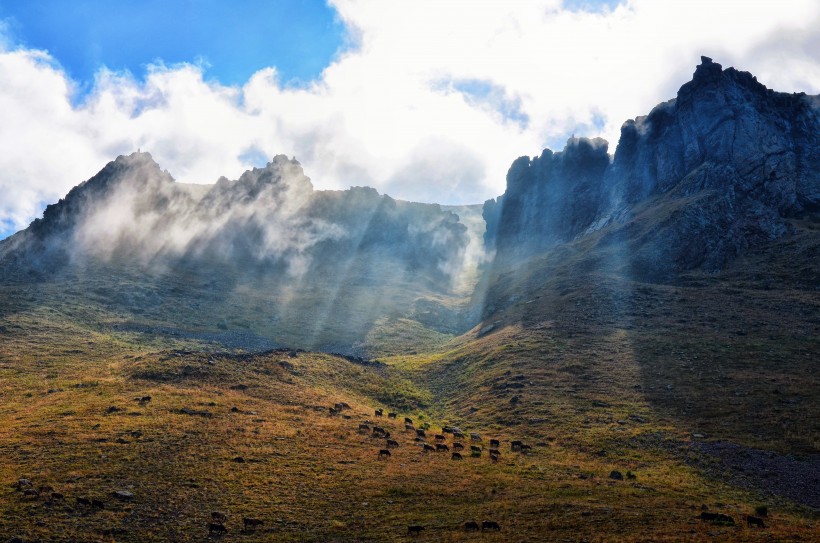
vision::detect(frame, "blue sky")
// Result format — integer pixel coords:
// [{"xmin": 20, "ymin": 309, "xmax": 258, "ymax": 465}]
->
[
  {"xmin": 0, "ymin": 0, "xmax": 818, "ymax": 241},
  {"xmin": 0, "ymin": 0, "xmax": 346, "ymax": 89}
]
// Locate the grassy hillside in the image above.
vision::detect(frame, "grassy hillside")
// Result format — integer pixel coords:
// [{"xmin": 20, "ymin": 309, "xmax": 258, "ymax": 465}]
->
[{"xmin": 1, "ymin": 257, "xmax": 818, "ymax": 542}]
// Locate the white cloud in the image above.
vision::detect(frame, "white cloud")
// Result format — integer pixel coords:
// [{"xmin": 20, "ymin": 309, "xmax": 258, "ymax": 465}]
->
[{"xmin": 1, "ymin": 0, "xmax": 818, "ymax": 235}]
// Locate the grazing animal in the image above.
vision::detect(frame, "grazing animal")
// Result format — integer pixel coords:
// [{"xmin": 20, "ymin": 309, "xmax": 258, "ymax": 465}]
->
[
  {"xmin": 358, "ymin": 423, "xmax": 370, "ymax": 432},
  {"xmin": 243, "ymin": 517, "xmax": 264, "ymax": 529},
  {"xmin": 384, "ymin": 431, "xmax": 391, "ymax": 439},
  {"xmin": 50, "ymin": 492, "xmax": 64, "ymax": 502},
  {"xmin": 92, "ymin": 499, "xmax": 105, "ymax": 509},
  {"xmin": 334, "ymin": 402, "xmax": 348, "ymax": 411},
  {"xmin": 435, "ymin": 434, "xmax": 446, "ymax": 441},
  {"xmin": 470, "ymin": 445, "xmax": 482, "ymax": 453},
  {"xmin": 452, "ymin": 431, "xmax": 465, "ymax": 439},
  {"xmin": 453, "ymin": 442, "xmax": 464, "ymax": 451},
  {"xmin": 329, "ymin": 407, "xmax": 339, "ymax": 416},
  {"xmin": 511, "ymin": 440, "xmax": 522, "ymax": 451},
  {"xmin": 405, "ymin": 424, "xmax": 415, "ymax": 431},
  {"xmin": 76, "ymin": 497, "xmax": 91, "ymax": 507},
  {"xmin": 414, "ymin": 437, "xmax": 426, "ymax": 442},
  {"xmin": 519, "ymin": 444, "xmax": 532, "ymax": 453},
  {"xmin": 423, "ymin": 444, "xmax": 436, "ymax": 452},
  {"xmin": 452, "ymin": 452, "xmax": 463, "ymax": 460},
  {"xmin": 388, "ymin": 412, "xmax": 397, "ymax": 419},
  {"xmin": 442, "ymin": 426, "xmax": 453, "ymax": 433},
  {"xmin": 464, "ymin": 521, "xmax": 479, "ymax": 531},
  {"xmin": 372, "ymin": 426, "xmax": 386, "ymax": 436},
  {"xmin": 700, "ymin": 512, "xmax": 735, "ymax": 525},
  {"xmin": 482, "ymin": 520, "xmax": 501, "ymax": 531},
  {"xmin": 407, "ymin": 525, "xmax": 424, "ymax": 535},
  {"xmin": 747, "ymin": 515, "xmax": 766, "ymax": 528},
  {"xmin": 378, "ymin": 449, "xmax": 392, "ymax": 458},
  {"xmin": 211, "ymin": 511, "xmax": 228, "ymax": 523},
  {"xmin": 375, "ymin": 409, "xmax": 383, "ymax": 417},
  {"xmin": 405, "ymin": 417, "xmax": 413, "ymax": 425},
  {"xmin": 490, "ymin": 453, "xmax": 499, "ymax": 463},
  {"xmin": 208, "ymin": 522, "xmax": 227, "ymax": 534},
  {"xmin": 470, "ymin": 433, "xmax": 482, "ymax": 442},
  {"xmin": 416, "ymin": 429, "xmax": 426, "ymax": 437},
  {"xmin": 436, "ymin": 443, "xmax": 450, "ymax": 452},
  {"xmin": 16, "ymin": 478, "xmax": 32, "ymax": 489},
  {"xmin": 490, "ymin": 439, "xmax": 500, "ymax": 448},
  {"xmin": 22, "ymin": 488, "xmax": 40, "ymax": 499},
  {"xmin": 386, "ymin": 439, "xmax": 399, "ymax": 448}
]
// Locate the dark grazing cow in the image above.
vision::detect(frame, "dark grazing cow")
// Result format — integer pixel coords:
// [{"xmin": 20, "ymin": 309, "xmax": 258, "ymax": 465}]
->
[
  {"xmin": 211, "ymin": 511, "xmax": 228, "ymax": 523},
  {"xmin": 452, "ymin": 431, "xmax": 465, "ymax": 438},
  {"xmin": 416, "ymin": 429, "xmax": 426, "ymax": 437},
  {"xmin": 452, "ymin": 452, "xmax": 463, "ymax": 460},
  {"xmin": 378, "ymin": 449, "xmax": 392, "ymax": 458},
  {"xmin": 423, "ymin": 444, "xmax": 436, "ymax": 452},
  {"xmin": 434, "ymin": 434, "xmax": 446, "ymax": 441},
  {"xmin": 50, "ymin": 492, "xmax": 64, "ymax": 502},
  {"xmin": 490, "ymin": 439, "xmax": 500, "ymax": 448},
  {"xmin": 386, "ymin": 439, "xmax": 399, "ymax": 448},
  {"xmin": 470, "ymin": 433, "xmax": 482, "ymax": 442},
  {"xmin": 746, "ymin": 515, "xmax": 766, "ymax": 528},
  {"xmin": 464, "ymin": 521, "xmax": 479, "ymax": 531},
  {"xmin": 358, "ymin": 423, "xmax": 371, "ymax": 432},
  {"xmin": 372, "ymin": 426, "xmax": 386, "ymax": 436},
  {"xmin": 405, "ymin": 417, "xmax": 413, "ymax": 425},
  {"xmin": 442, "ymin": 426, "xmax": 453, "ymax": 433},
  {"xmin": 388, "ymin": 412, "xmax": 397, "ymax": 419},
  {"xmin": 470, "ymin": 445, "xmax": 482, "ymax": 453},
  {"xmin": 76, "ymin": 497, "xmax": 91, "ymax": 507},
  {"xmin": 414, "ymin": 437, "xmax": 426, "ymax": 443},
  {"xmin": 92, "ymin": 499, "xmax": 105, "ymax": 509},
  {"xmin": 482, "ymin": 520, "xmax": 501, "ymax": 531},
  {"xmin": 436, "ymin": 443, "xmax": 450, "ymax": 452},
  {"xmin": 519, "ymin": 444, "xmax": 532, "ymax": 453},
  {"xmin": 328, "ymin": 407, "xmax": 339, "ymax": 416},
  {"xmin": 243, "ymin": 517, "xmax": 263, "ymax": 530},
  {"xmin": 490, "ymin": 452, "xmax": 499, "ymax": 463},
  {"xmin": 453, "ymin": 442, "xmax": 464, "ymax": 451},
  {"xmin": 22, "ymin": 488, "xmax": 39, "ymax": 499},
  {"xmin": 700, "ymin": 512, "xmax": 735, "ymax": 525},
  {"xmin": 405, "ymin": 424, "xmax": 415, "ymax": 431},
  {"xmin": 208, "ymin": 522, "xmax": 227, "ymax": 534},
  {"xmin": 511, "ymin": 440, "xmax": 522, "ymax": 451},
  {"xmin": 407, "ymin": 525, "xmax": 424, "ymax": 535},
  {"xmin": 375, "ymin": 409, "xmax": 383, "ymax": 417}
]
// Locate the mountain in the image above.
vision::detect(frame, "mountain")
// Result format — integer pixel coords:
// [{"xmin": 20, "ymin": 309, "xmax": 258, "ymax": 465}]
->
[
  {"xmin": 484, "ymin": 57, "xmax": 819, "ymax": 281},
  {"xmin": 0, "ymin": 58, "xmax": 818, "ymax": 542},
  {"xmin": 0, "ymin": 153, "xmax": 475, "ymax": 355}
]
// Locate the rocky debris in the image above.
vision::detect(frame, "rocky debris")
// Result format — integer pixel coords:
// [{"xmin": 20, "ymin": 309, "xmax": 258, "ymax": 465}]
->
[
  {"xmin": 112, "ymin": 490, "xmax": 134, "ymax": 501},
  {"xmin": 689, "ymin": 440, "xmax": 820, "ymax": 509},
  {"xmin": 177, "ymin": 407, "xmax": 213, "ymax": 418}
]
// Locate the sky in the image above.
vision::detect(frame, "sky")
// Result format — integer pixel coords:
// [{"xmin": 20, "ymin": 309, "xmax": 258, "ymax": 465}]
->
[{"xmin": 1, "ymin": 0, "xmax": 818, "ymax": 240}]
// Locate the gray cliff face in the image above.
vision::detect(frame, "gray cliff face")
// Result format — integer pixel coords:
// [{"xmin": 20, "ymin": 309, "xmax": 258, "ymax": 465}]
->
[
  {"xmin": 486, "ymin": 57, "xmax": 820, "ymax": 279},
  {"xmin": 483, "ymin": 136, "xmax": 610, "ymax": 257}
]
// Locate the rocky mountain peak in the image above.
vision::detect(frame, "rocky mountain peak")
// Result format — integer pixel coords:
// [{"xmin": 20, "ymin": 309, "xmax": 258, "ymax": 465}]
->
[{"xmin": 486, "ymin": 58, "xmax": 819, "ymax": 279}]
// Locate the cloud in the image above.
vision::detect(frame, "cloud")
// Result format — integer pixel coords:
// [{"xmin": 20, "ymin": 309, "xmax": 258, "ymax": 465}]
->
[{"xmin": 1, "ymin": 0, "xmax": 819, "ymax": 236}]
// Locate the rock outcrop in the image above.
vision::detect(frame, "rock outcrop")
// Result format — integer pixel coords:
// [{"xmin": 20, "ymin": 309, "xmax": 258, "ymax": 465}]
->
[{"xmin": 485, "ymin": 57, "xmax": 820, "ymax": 280}]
